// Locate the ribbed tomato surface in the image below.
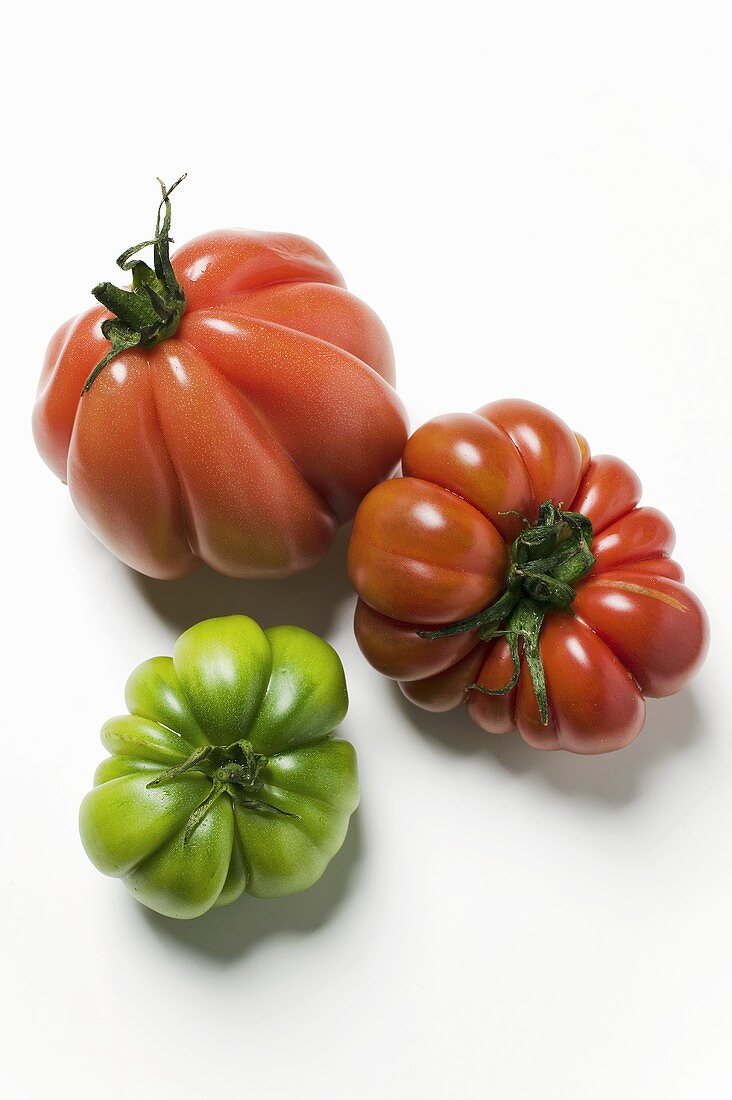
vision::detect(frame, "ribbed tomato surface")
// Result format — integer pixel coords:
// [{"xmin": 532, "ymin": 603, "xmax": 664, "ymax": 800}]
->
[
  {"xmin": 349, "ymin": 399, "xmax": 708, "ymax": 754},
  {"xmin": 34, "ymin": 230, "xmax": 408, "ymax": 578}
]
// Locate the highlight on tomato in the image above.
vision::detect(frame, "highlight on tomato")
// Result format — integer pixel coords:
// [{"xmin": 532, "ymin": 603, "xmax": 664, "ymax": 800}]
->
[
  {"xmin": 80, "ymin": 616, "xmax": 359, "ymax": 918},
  {"xmin": 33, "ymin": 177, "xmax": 408, "ymax": 579},
  {"xmin": 347, "ymin": 399, "xmax": 709, "ymax": 754}
]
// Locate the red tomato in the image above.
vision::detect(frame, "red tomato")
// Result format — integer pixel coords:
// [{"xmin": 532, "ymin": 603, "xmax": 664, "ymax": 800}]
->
[
  {"xmin": 33, "ymin": 180, "xmax": 407, "ymax": 578},
  {"xmin": 348, "ymin": 399, "xmax": 709, "ymax": 754}
]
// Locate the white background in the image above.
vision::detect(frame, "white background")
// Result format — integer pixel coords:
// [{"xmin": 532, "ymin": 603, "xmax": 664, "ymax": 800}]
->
[{"xmin": 3, "ymin": 2, "xmax": 731, "ymax": 1096}]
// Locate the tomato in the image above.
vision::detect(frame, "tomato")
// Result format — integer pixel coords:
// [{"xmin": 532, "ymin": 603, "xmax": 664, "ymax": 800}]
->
[
  {"xmin": 348, "ymin": 400, "xmax": 709, "ymax": 754},
  {"xmin": 33, "ymin": 178, "xmax": 407, "ymax": 579},
  {"xmin": 80, "ymin": 616, "xmax": 358, "ymax": 918}
]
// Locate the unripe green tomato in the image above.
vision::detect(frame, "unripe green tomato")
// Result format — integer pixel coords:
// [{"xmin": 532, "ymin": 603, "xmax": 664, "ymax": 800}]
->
[{"xmin": 80, "ymin": 616, "xmax": 358, "ymax": 919}]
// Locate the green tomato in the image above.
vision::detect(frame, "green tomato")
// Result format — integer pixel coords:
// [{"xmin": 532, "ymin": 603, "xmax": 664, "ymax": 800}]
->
[{"xmin": 80, "ymin": 616, "xmax": 358, "ymax": 919}]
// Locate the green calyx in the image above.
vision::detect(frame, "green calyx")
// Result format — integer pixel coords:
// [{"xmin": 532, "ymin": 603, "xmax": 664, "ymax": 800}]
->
[
  {"xmin": 147, "ymin": 738, "xmax": 298, "ymax": 845},
  {"xmin": 417, "ymin": 501, "xmax": 596, "ymax": 725},
  {"xmin": 83, "ymin": 175, "xmax": 188, "ymax": 393}
]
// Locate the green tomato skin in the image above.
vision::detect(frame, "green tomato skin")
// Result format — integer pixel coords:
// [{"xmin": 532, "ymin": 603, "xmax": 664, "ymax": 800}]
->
[{"xmin": 80, "ymin": 617, "xmax": 358, "ymax": 919}]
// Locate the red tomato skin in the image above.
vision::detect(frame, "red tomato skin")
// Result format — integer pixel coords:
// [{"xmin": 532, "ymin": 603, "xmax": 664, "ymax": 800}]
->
[
  {"xmin": 571, "ymin": 454, "xmax": 642, "ymax": 534},
  {"xmin": 468, "ymin": 617, "xmax": 646, "ymax": 753},
  {"xmin": 353, "ymin": 599, "xmax": 481, "ymax": 681},
  {"xmin": 515, "ymin": 614, "xmax": 646, "ymax": 754},
  {"xmin": 612, "ymin": 557, "xmax": 684, "ymax": 581},
  {"xmin": 401, "ymin": 413, "xmax": 532, "ymax": 542},
  {"xmin": 221, "ymin": 284, "xmax": 396, "ymax": 387},
  {"xmin": 400, "ymin": 644, "xmax": 488, "ymax": 712},
  {"xmin": 575, "ymin": 432, "xmax": 592, "ymax": 478},
  {"xmin": 513, "ymin": 669, "xmax": 561, "ymax": 750},
  {"xmin": 477, "ymin": 398, "xmax": 585, "ymax": 513},
  {"xmin": 573, "ymin": 571, "xmax": 709, "ymax": 697},
  {"xmin": 591, "ymin": 507, "xmax": 675, "ymax": 574},
  {"xmin": 181, "ymin": 309, "xmax": 402, "ymax": 523},
  {"xmin": 347, "ymin": 477, "xmax": 509, "ymax": 625},
  {"xmin": 35, "ymin": 308, "xmax": 109, "ymax": 482},
  {"xmin": 67, "ymin": 350, "xmax": 198, "ymax": 579},
  {"xmin": 466, "ymin": 638, "xmax": 519, "ymax": 735},
  {"xmin": 173, "ymin": 230, "xmax": 346, "ymax": 312},
  {"xmin": 33, "ymin": 231, "xmax": 408, "ymax": 579},
  {"xmin": 348, "ymin": 399, "xmax": 708, "ymax": 754}
]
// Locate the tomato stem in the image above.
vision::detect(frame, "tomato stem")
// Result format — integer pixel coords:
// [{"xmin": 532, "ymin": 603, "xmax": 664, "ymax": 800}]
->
[
  {"xmin": 147, "ymin": 739, "xmax": 298, "ymax": 845},
  {"xmin": 418, "ymin": 501, "xmax": 595, "ymax": 724},
  {"xmin": 83, "ymin": 175, "xmax": 188, "ymax": 393}
]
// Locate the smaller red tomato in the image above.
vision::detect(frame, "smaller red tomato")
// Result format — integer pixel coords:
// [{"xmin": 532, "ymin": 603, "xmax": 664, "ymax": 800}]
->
[{"xmin": 348, "ymin": 400, "xmax": 709, "ymax": 754}]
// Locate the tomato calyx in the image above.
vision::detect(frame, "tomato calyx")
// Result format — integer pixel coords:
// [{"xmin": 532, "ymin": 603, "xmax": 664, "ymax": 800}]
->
[
  {"xmin": 147, "ymin": 738, "xmax": 298, "ymax": 845},
  {"xmin": 417, "ymin": 501, "xmax": 595, "ymax": 724},
  {"xmin": 83, "ymin": 175, "xmax": 188, "ymax": 393}
]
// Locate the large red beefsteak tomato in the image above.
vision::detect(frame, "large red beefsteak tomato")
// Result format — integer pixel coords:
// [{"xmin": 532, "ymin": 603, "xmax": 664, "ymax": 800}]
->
[
  {"xmin": 348, "ymin": 399, "xmax": 709, "ymax": 754},
  {"xmin": 33, "ymin": 179, "xmax": 408, "ymax": 579}
]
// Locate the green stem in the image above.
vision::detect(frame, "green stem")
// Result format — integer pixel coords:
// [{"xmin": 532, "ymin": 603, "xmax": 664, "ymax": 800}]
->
[
  {"xmin": 182, "ymin": 781, "xmax": 227, "ymax": 844},
  {"xmin": 147, "ymin": 738, "xmax": 298, "ymax": 845},
  {"xmin": 419, "ymin": 500, "xmax": 596, "ymax": 726},
  {"xmin": 468, "ymin": 598, "xmax": 550, "ymax": 723},
  {"xmin": 417, "ymin": 579, "xmax": 522, "ymax": 640},
  {"xmin": 83, "ymin": 175, "xmax": 188, "ymax": 393}
]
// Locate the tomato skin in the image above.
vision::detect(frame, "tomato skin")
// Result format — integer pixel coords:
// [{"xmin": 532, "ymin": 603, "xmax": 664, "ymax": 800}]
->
[
  {"xmin": 34, "ymin": 309, "xmax": 109, "ymax": 481},
  {"xmin": 591, "ymin": 507, "xmax": 676, "ymax": 574},
  {"xmin": 477, "ymin": 398, "xmax": 585, "ymax": 511},
  {"xmin": 515, "ymin": 614, "xmax": 646, "ymax": 754},
  {"xmin": 611, "ymin": 557, "xmax": 685, "ymax": 581},
  {"xmin": 571, "ymin": 455, "xmax": 641, "ymax": 533},
  {"xmin": 347, "ymin": 476, "xmax": 508, "ymax": 625},
  {"xmin": 575, "ymin": 432, "xmax": 592, "ymax": 478},
  {"xmin": 400, "ymin": 644, "xmax": 488, "ymax": 712},
  {"xmin": 401, "ymin": 412, "xmax": 532, "ymax": 542},
  {"xmin": 68, "ymin": 349, "xmax": 198, "ymax": 578},
  {"xmin": 353, "ymin": 599, "xmax": 480, "ymax": 681},
  {"xmin": 173, "ymin": 230, "xmax": 345, "ymax": 313},
  {"xmin": 468, "ymin": 617, "xmax": 647, "ymax": 753},
  {"xmin": 80, "ymin": 616, "xmax": 358, "ymax": 918},
  {"xmin": 466, "ymin": 639, "xmax": 518, "ymax": 735},
  {"xmin": 348, "ymin": 400, "xmax": 709, "ymax": 754},
  {"xmin": 33, "ymin": 230, "xmax": 408, "ymax": 579},
  {"xmin": 573, "ymin": 571, "xmax": 709, "ymax": 697}
]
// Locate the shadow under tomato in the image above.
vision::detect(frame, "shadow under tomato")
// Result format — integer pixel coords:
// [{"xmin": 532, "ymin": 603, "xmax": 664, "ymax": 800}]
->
[
  {"xmin": 136, "ymin": 810, "xmax": 363, "ymax": 961},
  {"xmin": 130, "ymin": 522, "xmax": 356, "ymax": 638},
  {"xmin": 394, "ymin": 685, "xmax": 704, "ymax": 806}
]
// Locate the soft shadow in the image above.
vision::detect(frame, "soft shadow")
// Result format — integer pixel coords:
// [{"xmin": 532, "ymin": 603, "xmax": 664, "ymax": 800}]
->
[
  {"xmin": 395, "ymin": 686, "xmax": 704, "ymax": 806},
  {"xmin": 136, "ymin": 811, "xmax": 363, "ymax": 962},
  {"xmin": 130, "ymin": 522, "xmax": 355, "ymax": 636}
]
